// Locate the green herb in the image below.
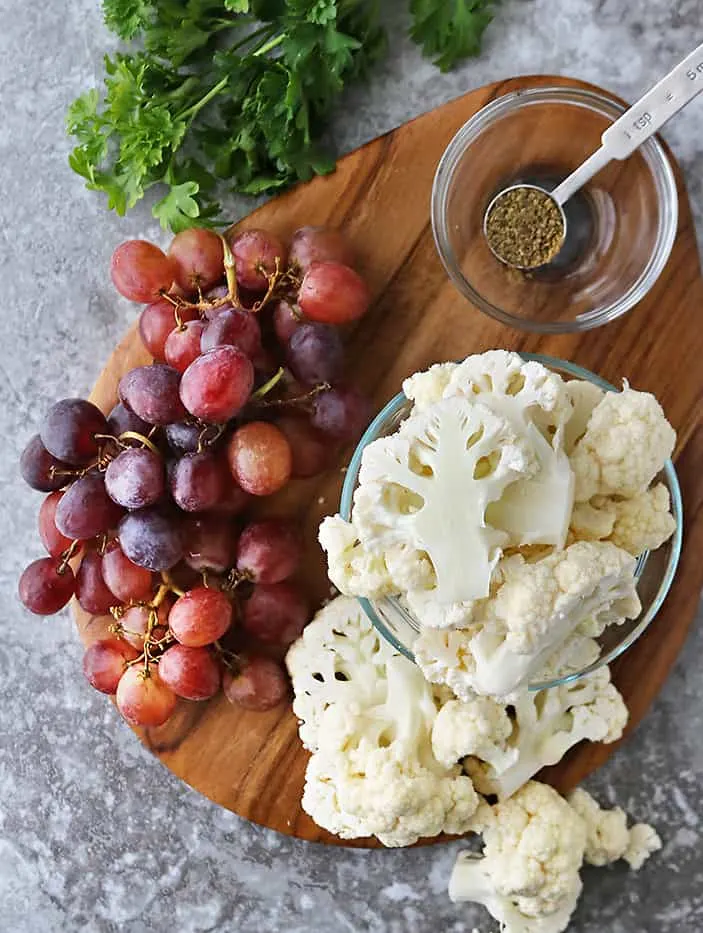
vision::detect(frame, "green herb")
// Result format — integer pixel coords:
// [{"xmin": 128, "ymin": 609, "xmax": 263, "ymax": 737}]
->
[
  {"xmin": 485, "ymin": 187, "xmax": 565, "ymax": 269},
  {"xmin": 67, "ymin": 0, "xmax": 498, "ymax": 230}
]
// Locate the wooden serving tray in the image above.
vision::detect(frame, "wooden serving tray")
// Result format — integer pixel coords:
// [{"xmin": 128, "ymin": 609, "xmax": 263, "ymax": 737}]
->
[{"xmin": 74, "ymin": 75, "xmax": 703, "ymax": 848}]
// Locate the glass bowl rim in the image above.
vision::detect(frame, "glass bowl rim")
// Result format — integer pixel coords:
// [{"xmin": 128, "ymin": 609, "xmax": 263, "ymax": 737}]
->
[
  {"xmin": 430, "ymin": 85, "xmax": 679, "ymax": 335},
  {"xmin": 340, "ymin": 352, "xmax": 683, "ymax": 691}
]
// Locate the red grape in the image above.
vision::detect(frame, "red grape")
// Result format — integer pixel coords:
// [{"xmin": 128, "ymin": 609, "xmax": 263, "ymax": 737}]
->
[
  {"xmin": 55, "ymin": 472, "xmax": 124, "ymax": 540},
  {"xmin": 38, "ymin": 491, "xmax": 74, "ymax": 557},
  {"xmin": 242, "ymin": 582, "xmax": 310, "ymax": 647},
  {"xmin": 169, "ymin": 451, "xmax": 227, "ymax": 512},
  {"xmin": 158, "ymin": 644, "xmax": 221, "ymax": 700},
  {"xmin": 311, "ymin": 387, "xmax": 371, "ymax": 442},
  {"xmin": 298, "ymin": 261, "xmax": 370, "ymax": 324},
  {"xmin": 182, "ymin": 514, "xmax": 237, "ymax": 573},
  {"xmin": 202, "ymin": 284, "xmax": 233, "ymax": 319},
  {"xmin": 116, "ymin": 665, "xmax": 177, "ymax": 727},
  {"xmin": 272, "ymin": 300, "xmax": 302, "ymax": 344},
  {"xmin": 168, "ymin": 228, "xmax": 224, "ymax": 293},
  {"xmin": 105, "ymin": 447, "xmax": 165, "ymax": 510},
  {"xmin": 119, "ymin": 364, "xmax": 186, "ymax": 426},
  {"xmin": 289, "ymin": 226, "xmax": 354, "ymax": 274},
  {"xmin": 20, "ymin": 434, "xmax": 71, "ymax": 492},
  {"xmin": 118, "ymin": 508, "xmax": 184, "ymax": 571},
  {"xmin": 168, "ymin": 586, "xmax": 233, "ymax": 647},
  {"xmin": 40, "ymin": 399, "xmax": 108, "ymax": 466},
  {"xmin": 223, "ymin": 656, "xmax": 289, "ymax": 711},
  {"xmin": 139, "ymin": 299, "xmax": 198, "ymax": 362},
  {"xmin": 120, "ymin": 601, "xmax": 171, "ymax": 650},
  {"xmin": 111, "ymin": 240, "xmax": 178, "ymax": 303},
  {"xmin": 228, "ymin": 228, "xmax": 287, "ymax": 292},
  {"xmin": 200, "ymin": 309, "xmax": 262, "ymax": 358},
  {"xmin": 107, "ymin": 402, "xmax": 151, "ymax": 438},
  {"xmin": 286, "ymin": 323, "xmax": 344, "ymax": 386},
  {"xmin": 75, "ymin": 550, "xmax": 116, "ymax": 614},
  {"xmin": 83, "ymin": 638, "xmax": 140, "ymax": 694},
  {"xmin": 227, "ymin": 422, "xmax": 292, "ymax": 496},
  {"xmin": 236, "ymin": 519, "xmax": 301, "ymax": 583},
  {"xmin": 164, "ymin": 320, "xmax": 207, "ymax": 373},
  {"xmin": 102, "ymin": 543, "xmax": 154, "ymax": 603},
  {"xmin": 217, "ymin": 481, "xmax": 251, "ymax": 516},
  {"xmin": 276, "ymin": 415, "xmax": 333, "ymax": 478},
  {"xmin": 19, "ymin": 557, "xmax": 75, "ymax": 615},
  {"xmin": 180, "ymin": 347, "xmax": 254, "ymax": 423}
]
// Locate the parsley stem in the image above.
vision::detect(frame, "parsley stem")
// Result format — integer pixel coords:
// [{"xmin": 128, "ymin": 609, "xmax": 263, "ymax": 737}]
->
[
  {"xmin": 254, "ymin": 33, "xmax": 286, "ymax": 58},
  {"xmin": 176, "ymin": 76, "xmax": 229, "ymax": 122}
]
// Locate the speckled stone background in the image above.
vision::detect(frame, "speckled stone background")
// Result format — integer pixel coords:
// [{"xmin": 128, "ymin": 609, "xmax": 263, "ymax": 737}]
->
[{"xmin": 1, "ymin": 1, "xmax": 701, "ymax": 931}]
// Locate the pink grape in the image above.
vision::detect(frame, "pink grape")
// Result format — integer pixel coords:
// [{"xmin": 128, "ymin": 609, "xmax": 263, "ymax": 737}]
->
[
  {"xmin": 168, "ymin": 586, "xmax": 233, "ymax": 647},
  {"xmin": 169, "ymin": 451, "xmax": 227, "ymax": 512},
  {"xmin": 116, "ymin": 665, "xmax": 178, "ymax": 727},
  {"xmin": 102, "ymin": 543, "xmax": 154, "ymax": 603},
  {"xmin": 38, "ymin": 491, "xmax": 74, "ymax": 557},
  {"xmin": 83, "ymin": 638, "xmax": 139, "ymax": 694},
  {"xmin": 223, "ymin": 657, "xmax": 289, "ymax": 711},
  {"xmin": 200, "ymin": 309, "xmax": 262, "ymax": 358},
  {"xmin": 139, "ymin": 300, "xmax": 197, "ymax": 362},
  {"xmin": 119, "ymin": 364, "xmax": 187, "ymax": 426},
  {"xmin": 272, "ymin": 300, "xmax": 302, "ymax": 344},
  {"xmin": 105, "ymin": 447, "xmax": 165, "ymax": 510},
  {"xmin": 120, "ymin": 601, "xmax": 172, "ymax": 650},
  {"xmin": 242, "ymin": 582, "xmax": 310, "ymax": 647},
  {"xmin": 20, "ymin": 434, "xmax": 71, "ymax": 492},
  {"xmin": 19, "ymin": 557, "xmax": 76, "ymax": 615},
  {"xmin": 236, "ymin": 519, "xmax": 301, "ymax": 583},
  {"xmin": 111, "ymin": 240, "xmax": 178, "ymax": 303},
  {"xmin": 40, "ymin": 398, "xmax": 108, "ymax": 465},
  {"xmin": 298, "ymin": 261, "xmax": 370, "ymax": 324},
  {"xmin": 165, "ymin": 320, "xmax": 207, "ymax": 373},
  {"xmin": 158, "ymin": 645, "xmax": 221, "ymax": 700},
  {"xmin": 55, "ymin": 472, "xmax": 124, "ymax": 540},
  {"xmin": 276, "ymin": 415, "xmax": 334, "ymax": 478},
  {"xmin": 227, "ymin": 422, "xmax": 292, "ymax": 496},
  {"xmin": 75, "ymin": 550, "xmax": 116, "ymax": 614},
  {"xmin": 180, "ymin": 347, "xmax": 254, "ymax": 423},
  {"xmin": 228, "ymin": 228, "xmax": 287, "ymax": 292},
  {"xmin": 289, "ymin": 226, "xmax": 354, "ymax": 274},
  {"xmin": 168, "ymin": 228, "xmax": 224, "ymax": 293}
]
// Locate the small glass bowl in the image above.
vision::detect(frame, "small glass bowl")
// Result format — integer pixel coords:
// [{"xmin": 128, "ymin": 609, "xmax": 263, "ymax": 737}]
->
[
  {"xmin": 340, "ymin": 354, "xmax": 683, "ymax": 691},
  {"xmin": 431, "ymin": 86, "xmax": 678, "ymax": 333}
]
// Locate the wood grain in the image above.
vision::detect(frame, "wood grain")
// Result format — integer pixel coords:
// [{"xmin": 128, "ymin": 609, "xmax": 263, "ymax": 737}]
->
[{"xmin": 73, "ymin": 74, "xmax": 703, "ymax": 848}]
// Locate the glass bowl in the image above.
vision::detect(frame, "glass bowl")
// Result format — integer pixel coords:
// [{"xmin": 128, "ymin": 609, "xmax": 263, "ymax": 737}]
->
[
  {"xmin": 340, "ymin": 354, "xmax": 683, "ymax": 691},
  {"xmin": 431, "ymin": 86, "xmax": 678, "ymax": 333}
]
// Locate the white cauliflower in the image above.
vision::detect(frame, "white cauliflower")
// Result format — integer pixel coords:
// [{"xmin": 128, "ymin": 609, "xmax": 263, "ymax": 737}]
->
[
  {"xmin": 569, "ymin": 499, "xmax": 617, "ymax": 542},
  {"xmin": 318, "ymin": 515, "xmax": 395, "ymax": 598},
  {"xmin": 567, "ymin": 788, "xmax": 662, "ymax": 870},
  {"xmin": 562, "ymin": 379, "xmax": 604, "ymax": 454},
  {"xmin": 464, "ymin": 666, "xmax": 628, "ymax": 799},
  {"xmin": 414, "ymin": 541, "xmax": 640, "ymax": 699},
  {"xmin": 431, "ymin": 696, "xmax": 516, "ymax": 771},
  {"xmin": 449, "ymin": 781, "xmax": 587, "ymax": 933},
  {"xmin": 353, "ymin": 397, "xmax": 532, "ymax": 602},
  {"xmin": 570, "ymin": 386, "xmax": 676, "ymax": 501},
  {"xmin": 402, "ymin": 361, "xmax": 458, "ymax": 411},
  {"xmin": 287, "ymin": 597, "xmax": 479, "ymax": 847},
  {"xmin": 608, "ymin": 483, "xmax": 677, "ymax": 556}
]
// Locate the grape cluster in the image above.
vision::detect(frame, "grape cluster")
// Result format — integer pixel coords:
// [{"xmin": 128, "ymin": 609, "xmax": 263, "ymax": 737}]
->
[{"xmin": 19, "ymin": 224, "xmax": 372, "ymax": 727}]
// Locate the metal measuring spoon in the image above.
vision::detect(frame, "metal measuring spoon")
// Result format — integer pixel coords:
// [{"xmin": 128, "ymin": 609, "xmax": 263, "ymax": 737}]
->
[{"xmin": 484, "ymin": 41, "xmax": 703, "ymax": 270}]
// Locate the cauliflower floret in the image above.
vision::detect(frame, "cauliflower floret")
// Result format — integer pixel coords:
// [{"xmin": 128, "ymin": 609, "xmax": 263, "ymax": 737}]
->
[
  {"xmin": 353, "ymin": 398, "xmax": 532, "ymax": 602},
  {"xmin": 569, "ymin": 499, "xmax": 617, "ymax": 541},
  {"xmin": 318, "ymin": 515, "xmax": 395, "ymax": 598},
  {"xmin": 431, "ymin": 696, "xmax": 516, "ymax": 771},
  {"xmin": 403, "ymin": 587, "xmax": 482, "ymax": 630},
  {"xmin": 567, "ymin": 788, "xmax": 662, "ymax": 870},
  {"xmin": 414, "ymin": 542, "xmax": 640, "ymax": 699},
  {"xmin": 402, "ymin": 361, "xmax": 458, "ymax": 411},
  {"xmin": 570, "ymin": 386, "xmax": 676, "ymax": 501},
  {"xmin": 608, "ymin": 483, "xmax": 677, "ymax": 556},
  {"xmin": 562, "ymin": 379, "xmax": 605, "ymax": 453},
  {"xmin": 450, "ymin": 781, "xmax": 587, "ymax": 933},
  {"xmin": 465, "ymin": 666, "xmax": 628, "ymax": 799}
]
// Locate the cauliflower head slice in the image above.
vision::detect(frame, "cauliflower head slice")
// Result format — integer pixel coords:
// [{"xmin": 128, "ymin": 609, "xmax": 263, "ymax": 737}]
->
[
  {"xmin": 450, "ymin": 781, "xmax": 587, "ymax": 933},
  {"xmin": 570, "ymin": 386, "xmax": 676, "ymax": 501},
  {"xmin": 567, "ymin": 788, "xmax": 662, "ymax": 870},
  {"xmin": 285, "ymin": 596, "xmax": 394, "ymax": 752},
  {"xmin": 402, "ymin": 361, "xmax": 458, "ymax": 411},
  {"xmin": 353, "ymin": 397, "xmax": 532, "ymax": 602},
  {"xmin": 465, "ymin": 665, "xmax": 628, "ymax": 799},
  {"xmin": 414, "ymin": 541, "xmax": 640, "ymax": 699},
  {"xmin": 300, "ymin": 652, "xmax": 479, "ymax": 846}
]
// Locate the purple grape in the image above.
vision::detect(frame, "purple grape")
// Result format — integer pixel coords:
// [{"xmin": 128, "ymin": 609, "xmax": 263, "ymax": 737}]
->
[
  {"xmin": 311, "ymin": 387, "xmax": 371, "ymax": 441},
  {"xmin": 54, "ymin": 472, "xmax": 124, "ymax": 540},
  {"xmin": 118, "ymin": 508, "xmax": 184, "ymax": 571},
  {"xmin": 165, "ymin": 421, "xmax": 202, "ymax": 456},
  {"xmin": 119, "ymin": 364, "xmax": 186, "ymax": 426},
  {"xmin": 107, "ymin": 402, "xmax": 151, "ymax": 438},
  {"xmin": 105, "ymin": 447, "xmax": 165, "ymax": 510},
  {"xmin": 200, "ymin": 309, "xmax": 262, "ymax": 358},
  {"xmin": 20, "ymin": 434, "xmax": 71, "ymax": 492},
  {"xmin": 286, "ymin": 323, "xmax": 344, "ymax": 386},
  {"xmin": 169, "ymin": 451, "xmax": 227, "ymax": 512},
  {"xmin": 40, "ymin": 398, "xmax": 108, "ymax": 465}
]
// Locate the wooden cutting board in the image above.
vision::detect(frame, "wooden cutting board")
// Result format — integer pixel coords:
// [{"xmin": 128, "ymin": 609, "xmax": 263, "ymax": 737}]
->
[{"xmin": 74, "ymin": 74, "xmax": 703, "ymax": 848}]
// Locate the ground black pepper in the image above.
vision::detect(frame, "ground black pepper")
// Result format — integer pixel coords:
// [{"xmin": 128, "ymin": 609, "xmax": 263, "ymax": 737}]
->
[{"xmin": 485, "ymin": 186, "xmax": 565, "ymax": 269}]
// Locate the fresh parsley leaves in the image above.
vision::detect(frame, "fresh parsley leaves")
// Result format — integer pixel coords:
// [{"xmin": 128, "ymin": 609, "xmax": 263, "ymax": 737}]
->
[{"xmin": 68, "ymin": 0, "xmax": 496, "ymax": 229}]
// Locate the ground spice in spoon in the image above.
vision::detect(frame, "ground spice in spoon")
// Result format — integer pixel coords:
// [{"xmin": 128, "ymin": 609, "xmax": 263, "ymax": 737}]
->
[{"xmin": 485, "ymin": 186, "xmax": 565, "ymax": 269}]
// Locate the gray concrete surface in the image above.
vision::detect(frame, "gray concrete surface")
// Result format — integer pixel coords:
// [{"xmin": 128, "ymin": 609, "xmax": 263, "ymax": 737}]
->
[{"xmin": 0, "ymin": 1, "xmax": 701, "ymax": 931}]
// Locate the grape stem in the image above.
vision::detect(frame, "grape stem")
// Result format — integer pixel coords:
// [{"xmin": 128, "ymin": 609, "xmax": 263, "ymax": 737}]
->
[
  {"xmin": 250, "ymin": 367, "xmax": 285, "ymax": 402},
  {"xmin": 57, "ymin": 539, "xmax": 81, "ymax": 575},
  {"xmin": 160, "ymin": 571, "xmax": 185, "ymax": 598},
  {"xmin": 250, "ymin": 382, "xmax": 331, "ymax": 411},
  {"xmin": 213, "ymin": 639, "xmax": 241, "ymax": 675}
]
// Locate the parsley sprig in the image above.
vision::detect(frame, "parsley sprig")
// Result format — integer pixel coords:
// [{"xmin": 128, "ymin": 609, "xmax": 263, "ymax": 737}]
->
[{"xmin": 67, "ymin": 0, "xmax": 496, "ymax": 231}]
